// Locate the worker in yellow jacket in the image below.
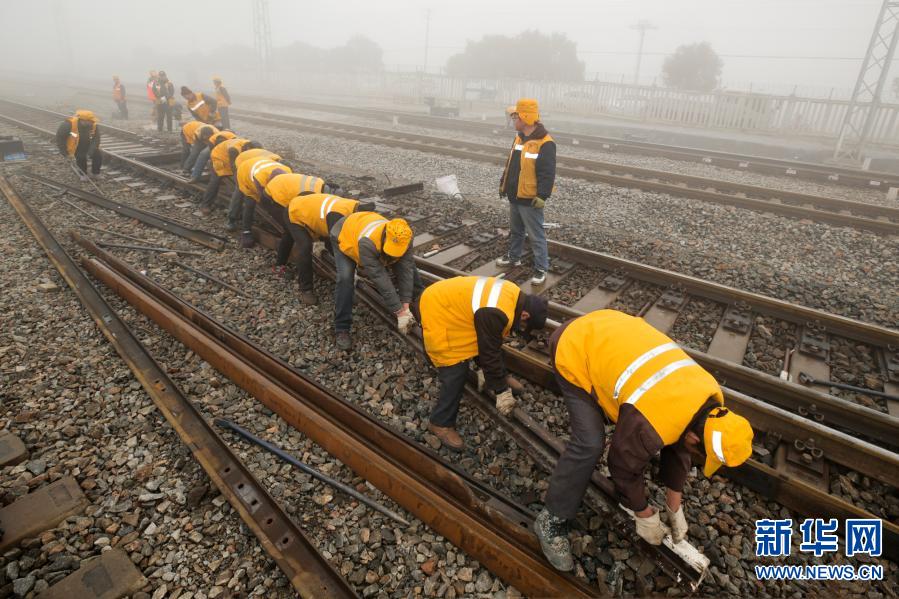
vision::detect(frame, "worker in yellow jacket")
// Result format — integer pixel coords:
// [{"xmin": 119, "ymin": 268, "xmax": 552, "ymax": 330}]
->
[
  {"xmin": 226, "ymin": 149, "xmax": 281, "ymax": 232},
  {"xmin": 213, "ymin": 77, "xmax": 231, "ymax": 129},
  {"xmin": 198, "ymin": 135, "xmax": 259, "ymax": 215},
  {"xmin": 533, "ymin": 309, "xmax": 753, "ymax": 572},
  {"xmin": 234, "ymin": 154, "xmax": 292, "ymax": 247},
  {"xmin": 330, "ymin": 211, "xmax": 421, "ymax": 350},
  {"xmin": 416, "ymin": 276, "xmax": 548, "ymax": 450},
  {"xmin": 55, "ymin": 110, "xmax": 101, "ymax": 181}
]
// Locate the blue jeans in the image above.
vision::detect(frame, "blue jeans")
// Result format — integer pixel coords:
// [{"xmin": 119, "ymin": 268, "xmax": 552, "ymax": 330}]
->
[
  {"xmin": 183, "ymin": 142, "xmax": 203, "ymax": 172},
  {"xmin": 190, "ymin": 147, "xmax": 211, "ymax": 179},
  {"xmin": 507, "ymin": 201, "xmax": 549, "ymax": 271},
  {"xmin": 332, "ymin": 246, "xmax": 357, "ymax": 332}
]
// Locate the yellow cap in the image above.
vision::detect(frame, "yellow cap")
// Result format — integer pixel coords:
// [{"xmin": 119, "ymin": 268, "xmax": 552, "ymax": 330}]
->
[
  {"xmin": 703, "ymin": 407, "xmax": 753, "ymax": 477},
  {"xmin": 383, "ymin": 219, "xmax": 412, "ymax": 258},
  {"xmin": 74, "ymin": 109, "xmax": 97, "ymax": 122},
  {"xmin": 213, "ymin": 76, "xmax": 222, "ymax": 82},
  {"xmin": 515, "ymin": 98, "xmax": 539, "ymax": 125},
  {"xmin": 505, "ymin": 105, "xmax": 516, "ymax": 116}
]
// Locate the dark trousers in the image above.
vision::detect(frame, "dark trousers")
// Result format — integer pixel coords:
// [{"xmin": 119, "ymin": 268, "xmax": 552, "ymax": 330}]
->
[
  {"xmin": 227, "ymin": 187, "xmax": 244, "ymax": 226},
  {"xmin": 200, "ymin": 171, "xmax": 223, "ymax": 209},
  {"xmin": 219, "ymin": 106, "xmax": 231, "ymax": 130},
  {"xmin": 430, "ymin": 361, "xmax": 470, "ymax": 427},
  {"xmin": 544, "ymin": 375, "xmax": 607, "ymax": 520},
  {"xmin": 116, "ymin": 100, "xmax": 128, "ymax": 119},
  {"xmin": 241, "ymin": 198, "xmax": 256, "ymax": 232},
  {"xmin": 156, "ymin": 103, "xmax": 172, "ymax": 132},
  {"xmin": 283, "ymin": 213, "xmax": 341, "ymax": 290},
  {"xmin": 75, "ymin": 149, "xmax": 102, "ymax": 175}
]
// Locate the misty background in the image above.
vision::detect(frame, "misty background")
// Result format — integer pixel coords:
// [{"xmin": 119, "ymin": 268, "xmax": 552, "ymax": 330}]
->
[{"xmin": 0, "ymin": 0, "xmax": 888, "ymax": 99}]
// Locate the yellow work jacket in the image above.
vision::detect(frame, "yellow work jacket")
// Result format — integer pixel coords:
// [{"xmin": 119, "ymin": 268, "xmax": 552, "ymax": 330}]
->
[
  {"xmin": 211, "ymin": 138, "xmax": 250, "ymax": 177},
  {"xmin": 420, "ymin": 276, "xmax": 520, "ymax": 368},
  {"xmin": 237, "ymin": 157, "xmax": 291, "ymax": 201},
  {"xmin": 112, "ymin": 82, "xmax": 124, "ymax": 101},
  {"xmin": 207, "ymin": 130, "xmax": 234, "ymax": 148},
  {"xmin": 336, "ymin": 211, "xmax": 391, "ymax": 264},
  {"xmin": 287, "ymin": 193, "xmax": 359, "ymax": 239},
  {"xmin": 188, "ymin": 93, "xmax": 220, "ymax": 124},
  {"xmin": 500, "ymin": 133, "xmax": 554, "ymax": 199},
  {"xmin": 181, "ymin": 121, "xmax": 205, "ymax": 144},
  {"xmin": 65, "ymin": 115, "xmax": 98, "ymax": 156},
  {"xmin": 554, "ymin": 310, "xmax": 724, "ymax": 445},
  {"xmin": 234, "ymin": 148, "xmax": 279, "ymax": 171},
  {"xmin": 265, "ymin": 174, "xmax": 326, "ymax": 207}
]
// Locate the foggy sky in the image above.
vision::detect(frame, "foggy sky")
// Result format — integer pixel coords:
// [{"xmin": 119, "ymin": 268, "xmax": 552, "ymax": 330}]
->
[{"xmin": 0, "ymin": 0, "xmax": 887, "ymax": 96}]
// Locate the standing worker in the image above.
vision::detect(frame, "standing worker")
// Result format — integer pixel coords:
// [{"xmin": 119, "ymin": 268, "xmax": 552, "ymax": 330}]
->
[
  {"xmin": 181, "ymin": 86, "xmax": 220, "ymax": 126},
  {"xmin": 416, "ymin": 276, "xmax": 548, "ymax": 450},
  {"xmin": 213, "ymin": 77, "xmax": 232, "ymax": 130},
  {"xmin": 153, "ymin": 71, "xmax": 175, "ymax": 132},
  {"xmin": 532, "ymin": 309, "xmax": 754, "ymax": 571},
  {"xmin": 330, "ymin": 211, "xmax": 420, "ymax": 350},
  {"xmin": 112, "ymin": 75, "xmax": 128, "ymax": 119},
  {"xmin": 198, "ymin": 136, "xmax": 259, "ymax": 216},
  {"xmin": 56, "ymin": 110, "xmax": 102, "ymax": 181},
  {"xmin": 496, "ymin": 98, "xmax": 556, "ymax": 286}
]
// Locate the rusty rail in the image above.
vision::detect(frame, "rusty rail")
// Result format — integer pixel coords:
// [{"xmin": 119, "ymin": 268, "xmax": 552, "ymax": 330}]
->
[{"xmin": 0, "ymin": 175, "xmax": 357, "ymax": 598}]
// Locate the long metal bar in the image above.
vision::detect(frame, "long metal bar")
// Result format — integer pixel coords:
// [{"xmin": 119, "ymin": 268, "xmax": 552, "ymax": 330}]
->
[
  {"xmin": 0, "ymin": 175, "xmax": 356, "ymax": 598},
  {"xmin": 76, "ymin": 241, "xmax": 600, "ymax": 598}
]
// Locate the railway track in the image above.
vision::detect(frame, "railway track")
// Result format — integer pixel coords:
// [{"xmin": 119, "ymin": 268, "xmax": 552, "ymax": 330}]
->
[{"xmin": 1, "ymin": 99, "xmax": 897, "ymax": 583}]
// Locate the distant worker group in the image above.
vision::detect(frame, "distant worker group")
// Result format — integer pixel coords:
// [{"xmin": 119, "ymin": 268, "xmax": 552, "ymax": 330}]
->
[{"xmin": 60, "ymin": 88, "xmax": 754, "ymax": 573}]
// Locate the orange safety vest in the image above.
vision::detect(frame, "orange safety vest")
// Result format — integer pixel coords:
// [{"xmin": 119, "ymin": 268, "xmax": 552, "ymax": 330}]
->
[
  {"xmin": 500, "ymin": 133, "xmax": 554, "ymax": 199},
  {"xmin": 420, "ymin": 276, "xmax": 521, "ymax": 368},
  {"xmin": 113, "ymin": 82, "xmax": 124, "ymax": 102},
  {"xmin": 215, "ymin": 84, "xmax": 230, "ymax": 108},
  {"xmin": 188, "ymin": 92, "xmax": 220, "ymax": 124},
  {"xmin": 336, "ymin": 211, "xmax": 391, "ymax": 265},
  {"xmin": 264, "ymin": 173, "xmax": 326, "ymax": 207},
  {"xmin": 236, "ymin": 157, "xmax": 291, "ymax": 201},
  {"xmin": 181, "ymin": 121, "xmax": 205, "ymax": 144},
  {"xmin": 211, "ymin": 138, "xmax": 251, "ymax": 177},
  {"xmin": 554, "ymin": 310, "xmax": 724, "ymax": 444},
  {"xmin": 287, "ymin": 193, "xmax": 359, "ymax": 239},
  {"xmin": 65, "ymin": 115, "xmax": 98, "ymax": 156}
]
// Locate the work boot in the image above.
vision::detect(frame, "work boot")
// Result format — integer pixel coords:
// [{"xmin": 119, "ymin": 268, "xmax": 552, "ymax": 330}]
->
[
  {"xmin": 427, "ymin": 422, "xmax": 463, "ymax": 452},
  {"xmin": 225, "ymin": 219, "xmax": 238, "ymax": 232},
  {"xmin": 533, "ymin": 508, "xmax": 574, "ymax": 572},
  {"xmin": 335, "ymin": 331, "xmax": 352, "ymax": 351},
  {"xmin": 298, "ymin": 291, "xmax": 317, "ymax": 306},
  {"xmin": 240, "ymin": 231, "xmax": 255, "ymax": 248}
]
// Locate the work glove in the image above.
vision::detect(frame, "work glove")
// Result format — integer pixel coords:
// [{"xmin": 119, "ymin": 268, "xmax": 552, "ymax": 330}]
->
[
  {"xmin": 396, "ymin": 310, "xmax": 415, "ymax": 334},
  {"xmin": 495, "ymin": 389, "xmax": 515, "ymax": 416},
  {"xmin": 666, "ymin": 504, "xmax": 688, "ymax": 543},
  {"xmin": 633, "ymin": 508, "xmax": 669, "ymax": 545},
  {"xmin": 530, "ymin": 197, "xmax": 546, "ymax": 209},
  {"xmin": 476, "ymin": 368, "xmax": 486, "ymax": 392}
]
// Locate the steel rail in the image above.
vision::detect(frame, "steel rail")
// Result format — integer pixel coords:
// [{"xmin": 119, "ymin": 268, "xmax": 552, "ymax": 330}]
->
[
  {"xmin": 76, "ymin": 240, "xmax": 602, "ymax": 598},
  {"xmin": 228, "ymin": 108, "xmax": 899, "ymax": 235},
  {"xmin": 0, "ymin": 175, "xmax": 356, "ymax": 598}
]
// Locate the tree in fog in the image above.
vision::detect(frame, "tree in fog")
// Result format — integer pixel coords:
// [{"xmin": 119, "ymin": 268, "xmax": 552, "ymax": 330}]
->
[
  {"xmin": 446, "ymin": 31, "xmax": 584, "ymax": 81},
  {"xmin": 661, "ymin": 42, "xmax": 722, "ymax": 92},
  {"xmin": 275, "ymin": 35, "xmax": 383, "ymax": 74}
]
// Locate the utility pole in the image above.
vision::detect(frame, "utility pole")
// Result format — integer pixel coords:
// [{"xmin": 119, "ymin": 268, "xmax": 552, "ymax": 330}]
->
[
  {"xmin": 833, "ymin": 0, "xmax": 899, "ymax": 165},
  {"xmin": 423, "ymin": 9, "xmax": 431, "ymax": 73},
  {"xmin": 630, "ymin": 20, "xmax": 656, "ymax": 86},
  {"xmin": 252, "ymin": 0, "xmax": 273, "ymax": 82}
]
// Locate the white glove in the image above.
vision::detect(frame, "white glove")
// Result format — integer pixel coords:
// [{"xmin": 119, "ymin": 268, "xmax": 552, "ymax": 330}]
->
[
  {"xmin": 312, "ymin": 241, "xmax": 326, "ymax": 258},
  {"xmin": 396, "ymin": 311, "xmax": 415, "ymax": 334},
  {"xmin": 476, "ymin": 368, "xmax": 486, "ymax": 391},
  {"xmin": 666, "ymin": 504, "xmax": 688, "ymax": 543},
  {"xmin": 633, "ymin": 509, "xmax": 670, "ymax": 545},
  {"xmin": 495, "ymin": 389, "xmax": 515, "ymax": 416}
]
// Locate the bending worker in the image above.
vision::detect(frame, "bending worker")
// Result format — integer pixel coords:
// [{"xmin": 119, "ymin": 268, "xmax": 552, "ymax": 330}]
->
[
  {"xmin": 226, "ymin": 147, "xmax": 281, "ymax": 232},
  {"xmin": 180, "ymin": 122, "xmax": 218, "ymax": 180},
  {"xmin": 533, "ymin": 309, "xmax": 754, "ymax": 572},
  {"xmin": 198, "ymin": 134, "xmax": 254, "ymax": 216},
  {"xmin": 280, "ymin": 192, "xmax": 369, "ymax": 305},
  {"xmin": 56, "ymin": 110, "xmax": 101, "ymax": 181},
  {"xmin": 496, "ymin": 98, "xmax": 556, "ymax": 286},
  {"xmin": 416, "ymin": 276, "xmax": 548, "ymax": 450},
  {"xmin": 260, "ymin": 172, "xmax": 328, "ymax": 269},
  {"xmin": 181, "ymin": 86, "xmax": 220, "ymax": 126},
  {"xmin": 330, "ymin": 211, "xmax": 420, "ymax": 350},
  {"xmin": 213, "ymin": 77, "xmax": 232, "ymax": 129},
  {"xmin": 234, "ymin": 153, "xmax": 292, "ymax": 247}
]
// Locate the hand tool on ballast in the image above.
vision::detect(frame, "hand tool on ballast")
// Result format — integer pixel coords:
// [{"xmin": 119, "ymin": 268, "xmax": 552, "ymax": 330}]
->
[
  {"xmin": 798, "ymin": 372, "xmax": 899, "ymax": 401},
  {"xmin": 67, "ymin": 159, "xmax": 109, "ymax": 198},
  {"xmin": 214, "ymin": 419, "xmax": 411, "ymax": 526}
]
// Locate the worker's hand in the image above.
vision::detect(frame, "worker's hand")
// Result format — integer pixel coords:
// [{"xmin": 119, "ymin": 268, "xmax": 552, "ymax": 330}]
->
[
  {"xmin": 633, "ymin": 508, "xmax": 670, "ymax": 545},
  {"xmin": 530, "ymin": 197, "xmax": 546, "ymax": 209},
  {"xmin": 495, "ymin": 388, "xmax": 516, "ymax": 416},
  {"xmin": 396, "ymin": 310, "xmax": 415, "ymax": 334},
  {"xmin": 476, "ymin": 368, "xmax": 486, "ymax": 392},
  {"xmin": 666, "ymin": 504, "xmax": 688, "ymax": 543}
]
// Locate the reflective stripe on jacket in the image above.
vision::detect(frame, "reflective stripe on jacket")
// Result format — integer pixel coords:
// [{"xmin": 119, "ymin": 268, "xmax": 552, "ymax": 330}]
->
[
  {"xmin": 420, "ymin": 276, "xmax": 520, "ymax": 368},
  {"xmin": 553, "ymin": 309, "xmax": 723, "ymax": 444},
  {"xmin": 265, "ymin": 174, "xmax": 326, "ymax": 207},
  {"xmin": 236, "ymin": 158, "xmax": 291, "ymax": 200},
  {"xmin": 287, "ymin": 193, "xmax": 359, "ymax": 239},
  {"xmin": 336, "ymin": 211, "xmax": 389, "ymax": 264},
  {"xmin": 211, "ymin": 138, "xmax": 250, "ymax": 177}
]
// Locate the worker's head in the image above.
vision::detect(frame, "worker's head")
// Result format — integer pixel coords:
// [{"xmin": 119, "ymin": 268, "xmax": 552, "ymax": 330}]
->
[
  {"xmin": 113, "ymin": 75, "xmax": 120, "ymax": 83},
  {"xmin": 382, "ymin": 218, "xmax": 413, "ymax": 258},
  {"xmin": 682, "ymin": 406, "xmax": 753, "ymax": 477},
  {"xmin": 213, "ymin": 76, "xmax": 222, "ymax": 85},
  {"xmin": 244, "ymin": 141, "xmax": 262, "ymax": 151},
  {"xmin": 198, "ymin": 125, "xmax": 216, "ymax": 142},
  {"xmin": 158, "ymin": 71, "xmax": 168, "ymax": 81},
  {"xmin": 518, "ymin": 293, "xmax": 548, "ymax": 338},
  {"xmin": 180, "ymin": 86, "xmax": 194, "ymax": 100},
  {"xmin": 512, "ymin": 98, "xmax": 540, "ymax": 131},
  {"xmin": 149, "ymin": 70, "xmax": 157, "ymax": 78}
]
